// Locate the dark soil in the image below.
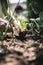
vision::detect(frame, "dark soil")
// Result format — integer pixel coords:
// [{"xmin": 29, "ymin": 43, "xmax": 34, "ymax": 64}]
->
[{"xmin": 0, "ymin": 33, "xmax": 43, "ymax": 65}]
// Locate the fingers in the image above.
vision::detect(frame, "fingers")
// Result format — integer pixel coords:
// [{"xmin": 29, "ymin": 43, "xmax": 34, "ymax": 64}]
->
[
  {"xmin": 0, "ymin": 18, "xmax": 8, "ymax": 26},
  {"xmin": 0, "ymin": 18, "xmax": 9, "ymax": 30},
  {"xmin": 0, "ymin": 18, "xmax": 20, "ymax": 34},
  {"xmin": 12, "ymin": 18, "xmax": 20, "ymax": 33}
]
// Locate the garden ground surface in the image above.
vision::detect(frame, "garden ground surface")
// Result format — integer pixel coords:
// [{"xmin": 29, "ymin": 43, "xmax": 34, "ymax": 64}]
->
[{"xmin": 0, "ymin": 33, "xmax": 43, "ymax": 65}]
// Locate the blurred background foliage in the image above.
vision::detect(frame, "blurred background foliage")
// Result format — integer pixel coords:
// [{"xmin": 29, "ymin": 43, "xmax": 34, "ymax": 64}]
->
[
  {"xmin": 26, "ymin": 0, "xmax": 43, "ymax": 34},
  {"xmin": 26, "ymin": 0, "xmax": 43, "ymax": 18}
]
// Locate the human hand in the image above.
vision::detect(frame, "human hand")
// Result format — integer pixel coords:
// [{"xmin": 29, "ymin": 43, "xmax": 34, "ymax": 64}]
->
[{"xmin": 0, "ymin": 18, "xmax": 9, "ymax": 30}]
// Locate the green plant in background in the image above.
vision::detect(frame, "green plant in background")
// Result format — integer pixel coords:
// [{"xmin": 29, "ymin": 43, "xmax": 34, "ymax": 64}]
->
[
  {"xmin": 16, "ymin": 18, "xmax": 27, "ymax": 32},
  {"xmin": 29, "ymin": 18, "xmax": 40, "ymax": 34},
  {"xmin": 26, "ymin": 0, "xmax": 43, "ymax": 18},
  {"xmin": 26, "ymin": 0, "xmax": 43, "ymax": 34}
]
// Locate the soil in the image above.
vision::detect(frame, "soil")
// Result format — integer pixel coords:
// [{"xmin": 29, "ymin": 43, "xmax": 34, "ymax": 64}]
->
[{"xmin": 0, "ymin": 33, "xmax": 43, "ymax": 65}]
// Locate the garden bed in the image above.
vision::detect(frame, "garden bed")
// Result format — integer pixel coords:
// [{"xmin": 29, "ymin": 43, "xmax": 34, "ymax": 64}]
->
[{"xmin": 0, "ymin": 32, "xmax": 43, "ymax": 65}]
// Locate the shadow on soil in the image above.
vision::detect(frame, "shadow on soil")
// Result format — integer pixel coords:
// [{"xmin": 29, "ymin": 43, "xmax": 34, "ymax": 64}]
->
[{"xmin": 0, "ymin": 50, "xmax": 43, "ymax": 65}]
